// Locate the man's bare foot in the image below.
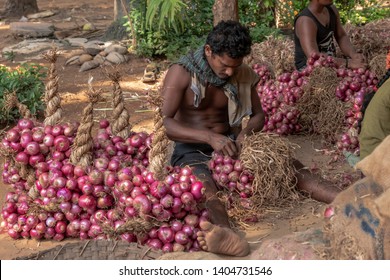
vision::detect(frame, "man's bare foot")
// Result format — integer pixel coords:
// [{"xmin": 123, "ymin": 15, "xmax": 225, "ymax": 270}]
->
[{"xmin": 196, "ymin": 221, "xmax": 250, "ymax": 257}]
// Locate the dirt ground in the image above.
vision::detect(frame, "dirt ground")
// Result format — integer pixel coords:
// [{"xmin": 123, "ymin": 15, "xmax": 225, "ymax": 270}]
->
[{"xmin": 0, "ymin": 0, "xmax": 358, "ymax": 260}]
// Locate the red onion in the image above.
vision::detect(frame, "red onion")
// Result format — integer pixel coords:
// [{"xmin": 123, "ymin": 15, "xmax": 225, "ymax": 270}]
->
[
  {"xmin": 158, "ymin": 226, "xmax": 175, "ymax": 243},
  {"xmin": 78, "ymin": 194, "xmax": 97, "ymax": 211},
  {"xmin": 133, "ymin": 194, "xmax": 152, "ymax": 215}
]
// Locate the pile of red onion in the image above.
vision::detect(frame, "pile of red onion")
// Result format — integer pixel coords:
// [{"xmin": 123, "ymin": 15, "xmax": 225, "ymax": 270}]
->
[
  {"xmin": 0, "ymin": 118, "xmax": 208, "ymax": 253},
  {"xmin": 253, "ymin": 53, "xmax": 379, "ymax": 154}
]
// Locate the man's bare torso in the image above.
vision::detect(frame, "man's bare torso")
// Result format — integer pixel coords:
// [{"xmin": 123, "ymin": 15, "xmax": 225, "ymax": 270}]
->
[
  {"xmin": 175, "ymin": 79, "xmax": 230, "ymax": 135},
  {"xmin": 164, "ymin": 65, "xmax": 231, "ymax": 135}
]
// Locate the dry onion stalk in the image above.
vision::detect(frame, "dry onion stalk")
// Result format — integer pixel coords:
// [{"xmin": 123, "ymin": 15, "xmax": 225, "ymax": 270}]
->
[
  {"xmin": 244, "ymin": 36, "xmax": 295, "ymax": 76},
  {"xmin": 343, "ymin": 19, "xmax": 390, "ymax": 62},
  {"xmin": 239, "ymin": 132, "xmax": 300, "ymax": 209},
  {"xmin": 296, "ymin": 66, "xmax": 346, "ymax": 144},
  {"xmin": 369, "ymin": 53, "xmax": 387, "ymax": 79}
]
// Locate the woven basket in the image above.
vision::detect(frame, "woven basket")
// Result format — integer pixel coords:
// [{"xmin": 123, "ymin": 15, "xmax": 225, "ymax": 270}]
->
[{"xmin": 15, "ymin": 240, "xmax": 164, "ymax": 260}]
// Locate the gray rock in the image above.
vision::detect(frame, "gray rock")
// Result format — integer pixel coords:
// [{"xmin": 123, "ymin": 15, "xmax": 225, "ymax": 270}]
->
[
  {"xmin": 27, "ymin": 10, "xmax": 56, "ymax": 19},
  {"xmin": 83, "ymin": 42, "xmax": 105, "ymax": 56},
  {"xmin": 79, "ymin": 60, "xmax": 100, "ymax": 72},
  {"xmin": 104, "ymin": 44, "xmax": 128, "ymax": 55},
  {"xmin": 78, "ymin": 54, "xmax": 93, "ymax": 63},
  {"xmin": 105, "ymin": 52, "xmax": 127, "ymax": 64},
  {"xmin": 10, "ymin": 22, "xmax": 55, "ymax": 38},
  {"xmin": 65, "ymin": 38, "xmax": 88, "ymax": 47},
  {"xmin": 65, "ymin": 56, "xmax": 80, "ymax": 66},
  {"xmin": 2, "ymin": 39, "xmax": 63, "ymax": 55},
  {"xmin": 93, "ymin": 54, "xmax": 105, "ymax": 65}
]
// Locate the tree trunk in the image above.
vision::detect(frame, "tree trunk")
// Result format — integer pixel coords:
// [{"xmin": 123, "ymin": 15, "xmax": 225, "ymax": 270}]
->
[
  {"xmin": 114, "ymin": 0, "xmax": 130, "ymax": 21},
  {"xmin": 104, "ymin": 0, "xmax": 136, "ymax": 45},
  {"xmin": 213, "ymin": 0, "xmax": 239, "ymax": 26},
  {"xmin": 1, "ymin": 0, "xmax": 38, "ymax": 17}
]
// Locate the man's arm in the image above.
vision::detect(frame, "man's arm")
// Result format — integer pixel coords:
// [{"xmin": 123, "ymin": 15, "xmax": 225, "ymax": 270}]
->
[
  {"xmin": 295, "ymin": 15, "xmax": 320, "ymax": 59},
  {"xmin": 332, "ymin": 5, "xmax": 366, "ymax": 69}
]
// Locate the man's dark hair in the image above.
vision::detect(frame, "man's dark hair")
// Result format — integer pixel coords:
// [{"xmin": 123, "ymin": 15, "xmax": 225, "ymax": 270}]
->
[{"xmin": 206, "ymin": 20, "xmax": 252, "ymax": 59}]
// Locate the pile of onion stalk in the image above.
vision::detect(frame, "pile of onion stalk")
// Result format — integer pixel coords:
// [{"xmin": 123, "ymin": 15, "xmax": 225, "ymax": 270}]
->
[
  {"xmin": 0, "ymin": 119, "xmax": 208, "ymax": 253},
  {"xmin": 253, "ymin": 53, "xmax": 379, "ymax": 154}
]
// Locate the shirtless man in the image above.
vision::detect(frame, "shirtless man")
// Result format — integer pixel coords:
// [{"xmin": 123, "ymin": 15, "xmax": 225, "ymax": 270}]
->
[{"xmin": 161, "ymin": 20, "xmax": 340, "ymax": 257}]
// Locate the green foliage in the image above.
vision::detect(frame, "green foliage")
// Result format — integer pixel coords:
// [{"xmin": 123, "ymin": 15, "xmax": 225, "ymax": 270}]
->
[
  {"xmin": 125, "ymin": 0, "xmax": 387, "ymax": 60},
  {"xmin": 0, "ymin": 63, "xmax": 46, "ymax": 123},
  {"xmin": 336, "ymin": 1, "xmax": 390, "ymax": 25},
  {"xmin": 276, "ymin": 0, "xmax": 308, "ymax": 28},
  {"xmin": 127, "ymin": 0, "xmax": 213, "ymax": 61},
  {"xmin": 239, "ymin": 0, "xmax": 280, "ymax": 42},
  {"xmin": 145, "ymin": 0, "xmax": 187, "ymax": 32},
  {"xmin": 250, "ymin": 24, "xmax": 281, "ymax": 43},
  {"xmin": 275, "ymin": 0, "xmax": 387, "ymax": 28}
]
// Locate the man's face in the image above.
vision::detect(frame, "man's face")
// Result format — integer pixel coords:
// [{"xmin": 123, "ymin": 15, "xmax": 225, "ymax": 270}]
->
[{"xmin": 205, "ymin": 45, "xmax": 243, "ymax": 80}]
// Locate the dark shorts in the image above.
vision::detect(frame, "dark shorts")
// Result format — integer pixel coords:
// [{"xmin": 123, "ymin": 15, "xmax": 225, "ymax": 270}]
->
[{"xmin": 171, "ymin": 142, "xmax": 214, "ymax": 177}]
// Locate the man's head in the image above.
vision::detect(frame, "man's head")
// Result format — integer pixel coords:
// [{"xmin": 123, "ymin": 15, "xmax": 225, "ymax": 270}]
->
[
  {"xmin": 205, "ymin": 20, "xmax": 252, "ymax": 79},
  {"xmin": 205, "ymin": 20, "xmax": 252, "ymax": 59}
]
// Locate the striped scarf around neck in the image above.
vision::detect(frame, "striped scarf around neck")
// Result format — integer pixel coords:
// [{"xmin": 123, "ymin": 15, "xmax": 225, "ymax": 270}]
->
[{"xmin": 176, "ymin": 46, "xmax": 239, "ymax": 107}]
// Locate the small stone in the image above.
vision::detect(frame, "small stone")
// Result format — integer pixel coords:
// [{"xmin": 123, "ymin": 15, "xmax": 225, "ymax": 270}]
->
[
  {"xmin": 78, "ymin": 54, "xmax": 93, "ymax": 64},
  {"xmin": 79, "ymin": 60, "xmax": 100, "ymax": 72},
  {"xmin": 105, "ymin": 52, "xmax": 127, "ymax": 64}
]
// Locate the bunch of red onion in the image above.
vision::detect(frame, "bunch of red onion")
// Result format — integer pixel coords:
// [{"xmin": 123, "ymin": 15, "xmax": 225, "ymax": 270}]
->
[
  {"xmin": 334, "ymin": 67, "xmax": 378, "ymax": 154},
  {"xmin": 1, "ymin": 190, "xmax": 68, "ymax": 241},
  {"xmin": 208, "ymin": 153, "xmax": 254, "ymax": 199},
  {"xmin": 255, "ymin": 62, "xmax": 309, "ymax": 135},
  {"xmin": 111, "ymin": 165, "xmax": 208, "ymax": 252},
  {"xmin": 1, "ymin": 118, "xmax": 210, "ymax": 253}
]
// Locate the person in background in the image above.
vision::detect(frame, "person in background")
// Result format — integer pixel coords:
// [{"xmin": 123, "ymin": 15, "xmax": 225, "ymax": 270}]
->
[
  {"xmin": 161, "ymin": 20, "xmax": 341, "ymax": 257},
  {"xmin": 294, "ymin": 0, "xmax": 366, "ymax": 70},
  {"xmin": 358, "ymin": 51, "xmax": 390, "ymax": 160}
]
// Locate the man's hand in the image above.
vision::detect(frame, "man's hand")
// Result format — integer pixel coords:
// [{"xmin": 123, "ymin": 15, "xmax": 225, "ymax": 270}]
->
[
  {"xmin": 349, "ymin": 53, "xmax": 367, "ymax": 69},
  {"xmin": 210, "ymin": 134, "xmax": 238, "ymax": 158}
]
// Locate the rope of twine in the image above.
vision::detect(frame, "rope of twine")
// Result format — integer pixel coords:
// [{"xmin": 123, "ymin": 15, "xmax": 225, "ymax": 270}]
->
[
  {"xmin": 105, "ymin": 68, "xmax": 131, "ymax": 139},
  {"xmin": 69, "ymin": 77, "xmax": 100, "ymax": 167},
  {"xmin": 42, "ymin": 47, "xmax": 62, "ymax": 126},
  {"xmin": 3, "ymin": 91, "xmax": 33, "ymax": 119},
  {"xmin": 147, "ymin": 93, "xmax": 170, "ymax": 181}
]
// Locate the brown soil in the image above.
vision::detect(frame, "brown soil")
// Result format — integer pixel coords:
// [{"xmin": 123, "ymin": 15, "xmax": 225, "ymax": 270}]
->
[{"xmin": 0, "ymin": 0, "xmax": 357, "ymax": 260}]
